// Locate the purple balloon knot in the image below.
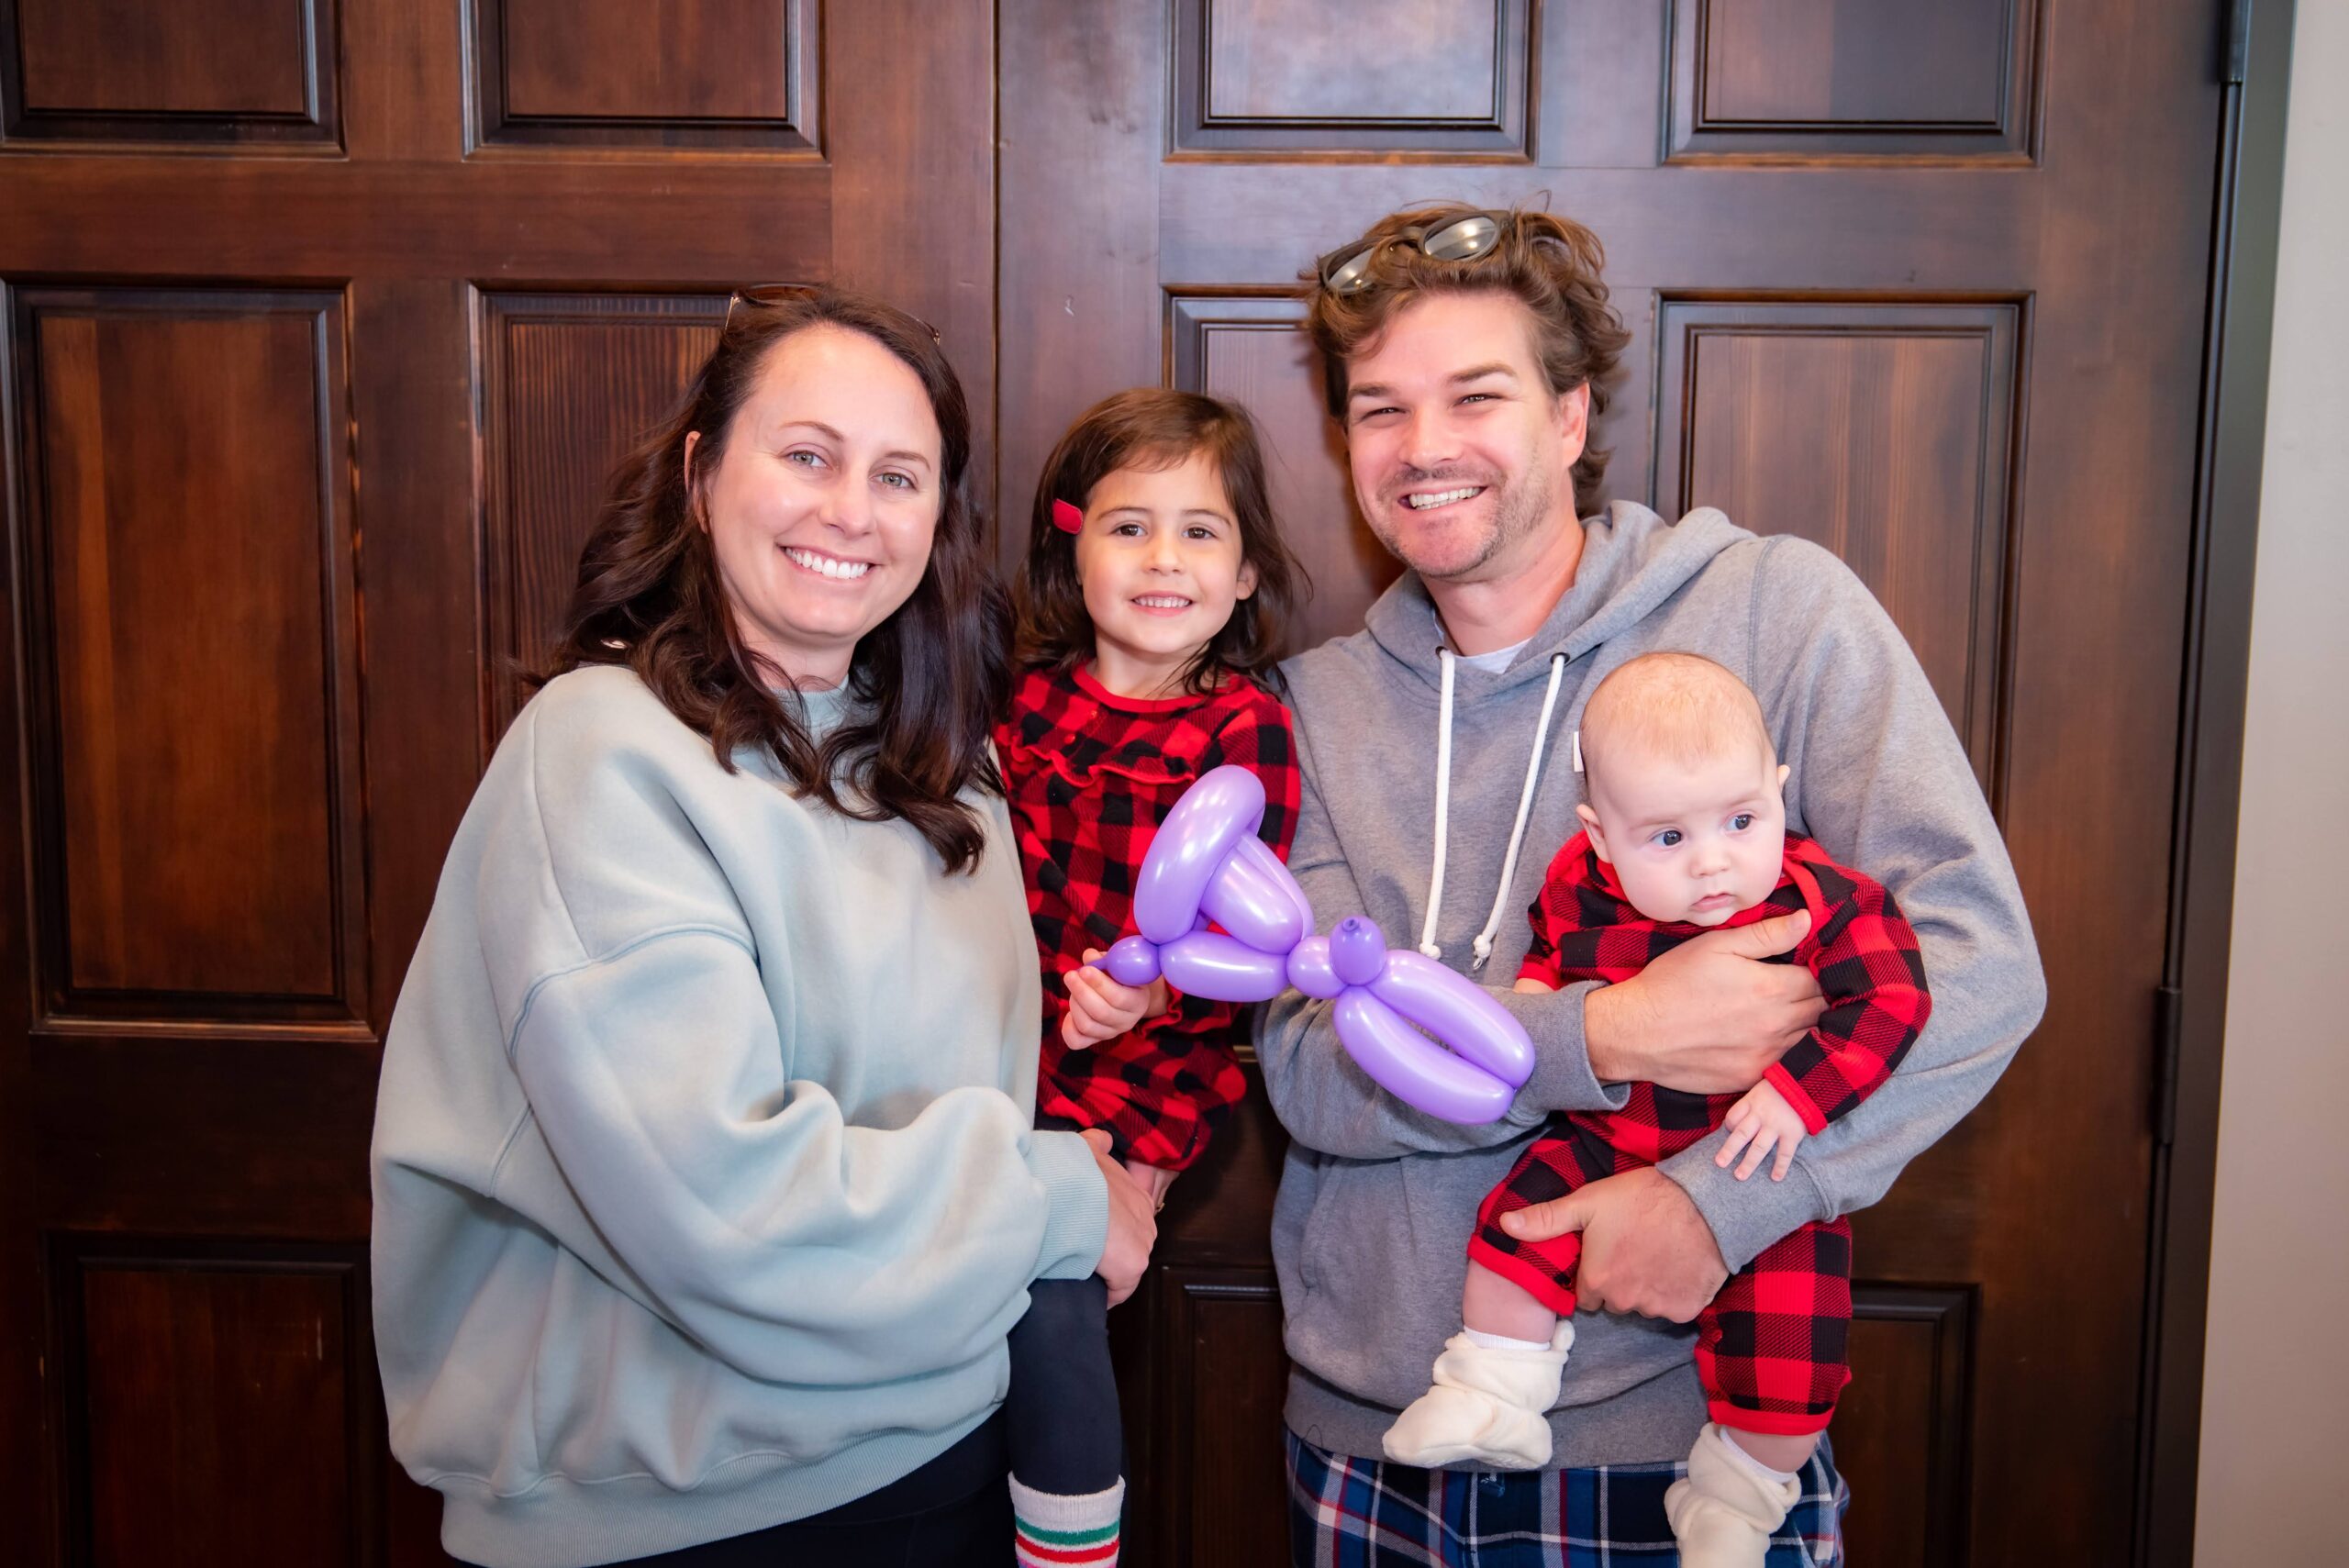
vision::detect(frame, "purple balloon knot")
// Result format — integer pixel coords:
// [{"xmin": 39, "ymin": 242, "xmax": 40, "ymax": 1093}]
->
[
  {"xmin": 1330, "ymin": 917, "xmax": 1387, "ymax": 988},
  {"xmin": 1098, "ymin": 936, "xmax": 1163, "ymax": 988}
]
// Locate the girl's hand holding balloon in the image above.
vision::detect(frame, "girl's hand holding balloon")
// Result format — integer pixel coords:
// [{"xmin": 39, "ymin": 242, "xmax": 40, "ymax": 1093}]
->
[{"xmin": 1063, "ymin": 950, "xmax": 1173, "ymax": 1051}]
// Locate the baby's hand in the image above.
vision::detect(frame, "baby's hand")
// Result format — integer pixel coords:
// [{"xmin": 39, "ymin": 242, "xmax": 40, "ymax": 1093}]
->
[
  {"xmin": 1715, "ymin": 1080, "xmax": 1809, "ymax": 1182},
  {"xmin": 1062, "ymin": 951, "xmax": 1173, "ymax": 1051}
]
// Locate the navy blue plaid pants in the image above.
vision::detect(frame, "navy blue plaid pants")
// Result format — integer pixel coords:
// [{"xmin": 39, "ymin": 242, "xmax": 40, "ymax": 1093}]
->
[{"xmin": 1285, "ymin": 1428, "xmax": 1846, "ymax": 1566}]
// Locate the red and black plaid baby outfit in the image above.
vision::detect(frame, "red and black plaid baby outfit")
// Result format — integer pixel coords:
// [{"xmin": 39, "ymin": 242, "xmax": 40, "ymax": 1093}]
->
[
  {"xmin": 996, "ymin": 663, "xmax": 1299, "ymax": 1172},
  {"xmin": 1473, "ymin": 831, "xmax": 1931, "ymax": 1436}
]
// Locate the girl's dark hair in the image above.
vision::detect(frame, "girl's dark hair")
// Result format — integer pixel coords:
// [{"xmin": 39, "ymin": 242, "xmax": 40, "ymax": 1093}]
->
[
  {"xmin": 1015, "ymin": 389, "xmax": 1307, "ymax": 695},
  {"xmin": 539, "ymin": 286, "xmax": 1010, "ymax": 874}
]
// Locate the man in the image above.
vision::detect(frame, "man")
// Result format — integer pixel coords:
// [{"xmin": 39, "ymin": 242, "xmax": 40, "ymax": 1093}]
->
[{"xmin": 1256, "ymin": 205, "xmax": 2045, "ymax": 1564}]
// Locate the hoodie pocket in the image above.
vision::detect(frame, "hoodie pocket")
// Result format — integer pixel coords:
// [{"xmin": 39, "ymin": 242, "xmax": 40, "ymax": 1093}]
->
[{"xmin": 1295, "ymin": 1158, "xmax": 1333, "ymax": 1296}]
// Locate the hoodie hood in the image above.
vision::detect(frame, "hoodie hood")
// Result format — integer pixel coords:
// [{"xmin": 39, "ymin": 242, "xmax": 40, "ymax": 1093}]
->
[{"xmin": 1363, "ymin": 501, "xmax": 1753, "ymax": 696}]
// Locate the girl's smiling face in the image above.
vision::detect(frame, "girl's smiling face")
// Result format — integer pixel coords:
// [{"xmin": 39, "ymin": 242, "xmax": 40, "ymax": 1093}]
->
[{"xmin": 1071, "ymin": 450, "xmax": 1259, "ymax": 697}]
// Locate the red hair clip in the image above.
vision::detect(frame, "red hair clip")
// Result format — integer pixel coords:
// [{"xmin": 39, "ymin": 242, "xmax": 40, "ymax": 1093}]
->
[{"xmin": 1052, "ymin": 499, "xmax": 1085, "ymax": 535}]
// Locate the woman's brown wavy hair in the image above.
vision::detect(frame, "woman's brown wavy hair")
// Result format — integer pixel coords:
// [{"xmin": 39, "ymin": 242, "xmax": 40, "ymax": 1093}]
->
[
  {"xmin": 1015, "ymin": 389, "xmax": 1306, "ymax": 695},
  {"xmin": 1302, "ymin": 204, "xmax": 1632, "ymax": 514},
  {"xmin": 537, "ymin": 286, "xmax": 1010, "ymax": 873}
]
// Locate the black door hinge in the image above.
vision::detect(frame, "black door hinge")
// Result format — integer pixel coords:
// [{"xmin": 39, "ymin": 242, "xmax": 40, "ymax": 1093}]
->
[
  {"xmin": 2225, "ymin": 0, "xmax": 2254, "ymax": 84},
  {"xmin": 2154, "ymin": 984, "xmax": 2184, "ymax": 1147}
]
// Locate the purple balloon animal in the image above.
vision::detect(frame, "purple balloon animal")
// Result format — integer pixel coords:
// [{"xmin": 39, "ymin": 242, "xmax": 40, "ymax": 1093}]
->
[{"xmin": 1097, "ymin": 766, "xmax": 1534, "ymax": 1123}]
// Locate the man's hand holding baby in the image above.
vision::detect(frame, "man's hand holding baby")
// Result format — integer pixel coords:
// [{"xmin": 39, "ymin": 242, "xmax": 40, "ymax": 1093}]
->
[{"xmin": 1583, "ymin": 909, "xmax": 1823, "ymax": 1091}]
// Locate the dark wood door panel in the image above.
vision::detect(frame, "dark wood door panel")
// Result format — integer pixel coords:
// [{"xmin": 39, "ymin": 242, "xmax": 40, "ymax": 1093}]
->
[
  {"xmin": 1670, "ymin": 0, "xmax": 2040, "ymax": 159},
  {"xmin": 14, "ymin": 0, "xmax": 318, "ymax": 117},
  {"xmin": 1173, "ymin": 0, "xmax": 1533, "ymax": 155},
  {"xmin": 479, "ymin": 291, "xmax": 728, "ymax": 741},
  {"xmin": 1154, "ymin": 1271, "xmax": 1291, "ymax": 1568},
  {"xmin": 9, "ymin": 288, "xmax": 367, "ymax": 1024},
  {"xmin": 1838, "ymin": 1286, "xmax": 1974, "ymax": 1568},
  {"xmin": 2, "ymin": 0, "xmax": 340, "ymax": 147},
  {"xmin": 475, "ymin": 0, "xmax": 818, "ymax": 150},
  {"xmin": 52, "ymin": 1239, "xmax": 375, "ymax": 1568},
  {"xmin": 1655, "ymin": 298, "xmax": 2021, "ymax": 786}
]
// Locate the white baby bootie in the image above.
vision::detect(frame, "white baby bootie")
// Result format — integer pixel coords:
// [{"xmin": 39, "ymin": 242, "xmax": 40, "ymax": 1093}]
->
[
  {"xmin": 1664, "ymin": 1423, "xmax": 1800, "ymax": 1568},
  {"xmin": 1381, "ymin": 1321, "xmax": 1574, "ymax": 1470}
]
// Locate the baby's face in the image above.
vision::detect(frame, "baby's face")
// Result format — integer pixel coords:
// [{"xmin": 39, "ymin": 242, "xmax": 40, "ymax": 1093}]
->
[{"xmin": 1582, "ymin": 743, "xmax": 1789, "ymax": 927}]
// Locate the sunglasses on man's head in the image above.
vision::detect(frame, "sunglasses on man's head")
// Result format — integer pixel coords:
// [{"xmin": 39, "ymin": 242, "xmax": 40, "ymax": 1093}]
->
[
  {"xmin": 723, "ymin": 284, "xmax": 944, "ymax": 342},
  {"xmin": 1315, "ymin": 212, "xmax": 1509, "ymax": 297}
]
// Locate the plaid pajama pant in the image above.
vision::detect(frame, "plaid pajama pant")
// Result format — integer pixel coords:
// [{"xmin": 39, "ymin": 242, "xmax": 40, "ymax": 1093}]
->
[
  {"xmin": 1472, "ymin": 1118, "xmax": 1853, "ymax": 1436},
  {"xmin": 1285, "ymin": 1429, "xmax": 1846, "ymax": 1566}
]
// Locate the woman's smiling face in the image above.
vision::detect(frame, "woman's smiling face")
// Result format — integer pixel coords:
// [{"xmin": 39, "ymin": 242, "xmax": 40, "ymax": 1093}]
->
[{"xmin": 688, "ymin": 324, "xmax": 944, "ymax": 688}]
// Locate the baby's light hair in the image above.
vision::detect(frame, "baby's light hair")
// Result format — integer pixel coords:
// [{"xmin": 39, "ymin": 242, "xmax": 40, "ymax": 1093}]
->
[{"xmin": 1578, "ymin": 652, "xmax": 1776, "ymax": 796}]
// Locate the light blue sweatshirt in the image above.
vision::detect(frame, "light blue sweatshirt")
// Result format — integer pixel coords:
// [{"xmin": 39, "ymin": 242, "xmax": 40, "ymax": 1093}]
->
[{"xmin": 370, "ymin": 665, "xmax": 1108, "ymax": 1568}]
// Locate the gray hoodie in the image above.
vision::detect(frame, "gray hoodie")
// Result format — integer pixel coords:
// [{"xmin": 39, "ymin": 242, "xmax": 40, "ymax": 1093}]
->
[{"xmin": 1258, "ymin": 502, "xmax": 2045, "ymax": 1466}]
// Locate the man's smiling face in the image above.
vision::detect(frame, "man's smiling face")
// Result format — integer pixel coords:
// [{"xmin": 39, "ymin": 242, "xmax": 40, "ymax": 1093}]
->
[{"xmin": 1340, "ymin": 290, "xmax": 1587, "ymax": 584}]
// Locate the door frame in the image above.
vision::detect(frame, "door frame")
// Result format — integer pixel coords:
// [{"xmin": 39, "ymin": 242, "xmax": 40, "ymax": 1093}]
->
[{"xmin": 2138, "ymin": 1, "xmax": 2297, "ymax": 1563}]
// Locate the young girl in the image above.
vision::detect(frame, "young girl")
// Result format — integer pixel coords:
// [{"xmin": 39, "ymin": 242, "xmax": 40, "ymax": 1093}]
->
[{"xmin": 994, "ymin": 389, "xmax": 1306, "ymax": 1567}]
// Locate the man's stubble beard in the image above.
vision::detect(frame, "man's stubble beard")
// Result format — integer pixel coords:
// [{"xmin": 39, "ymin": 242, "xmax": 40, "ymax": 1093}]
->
[{"xmin": 1364, "ymin": 461, "xmax": 1555, "ymax": 585}]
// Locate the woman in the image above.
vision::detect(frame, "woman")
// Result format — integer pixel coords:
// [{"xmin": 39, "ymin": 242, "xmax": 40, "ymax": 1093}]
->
[{"xmin": 370, "ymin": 287, "xmax": 1156, "ymax": 1567}]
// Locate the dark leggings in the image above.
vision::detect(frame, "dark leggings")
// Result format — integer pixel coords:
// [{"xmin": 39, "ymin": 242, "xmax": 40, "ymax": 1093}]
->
[
  {"xmin": 473, "ymin": 1412, "xmax": 1013, "ymax": 1568},
  {"xmin": 1003, "ymin": 1274, "xmax": 1125, "ymax": 1496}
]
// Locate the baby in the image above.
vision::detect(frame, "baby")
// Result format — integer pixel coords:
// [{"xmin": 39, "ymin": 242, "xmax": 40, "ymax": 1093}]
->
[{"xmin": 1385, "ymin": 651, "xmax": 1932, "ymax": 1568}]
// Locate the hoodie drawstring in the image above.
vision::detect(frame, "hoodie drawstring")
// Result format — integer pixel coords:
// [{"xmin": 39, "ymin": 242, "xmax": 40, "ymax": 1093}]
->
[
  {"xmin": 1421, "ymin": 650, "xmax": 1571, "ymax": 970},
  {"xmin": 1471, "ymin": 653, "xmax": 1569, "ymax": 969},
  {"xmin": 1418, "ymin": 648, "xmax": 1458, "ymax": 960}
]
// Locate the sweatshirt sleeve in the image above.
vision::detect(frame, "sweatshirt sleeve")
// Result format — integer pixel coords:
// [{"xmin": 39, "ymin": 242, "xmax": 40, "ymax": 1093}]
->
[
  {"xmin": 1760, "ymin": 870, "xmax": 1932, "ymax": 1135},
  {"xmin": 487, "ymin": 697, "xmax": 1108, "ymax": 1388},
  {"xmin": 1661, "ymin": 538, "xmax": 2046, "ymax": 1271},
  {"xmin": 508, "ymin": 932, "xmax": 1107, "ymax": 1389},
  {"xmin": 1252, "ymin": 711, "xmax": 1628, "ymax": 1162}
]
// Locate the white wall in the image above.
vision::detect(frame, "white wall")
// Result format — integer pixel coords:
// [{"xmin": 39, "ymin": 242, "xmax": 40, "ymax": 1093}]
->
[{"xmin": 2194, "ymin": 4, "xmax": 2349, "ymax": 1560}]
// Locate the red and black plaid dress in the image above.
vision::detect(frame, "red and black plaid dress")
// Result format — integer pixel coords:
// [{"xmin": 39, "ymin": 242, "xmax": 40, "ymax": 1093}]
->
[
  {"xmin": 1473, "ymin": 830, "xmax": 1931, "ymax": 1435},
  {"xmin": 996, "ymin": 663, "xmax": 1299, "ymax": 1172}
]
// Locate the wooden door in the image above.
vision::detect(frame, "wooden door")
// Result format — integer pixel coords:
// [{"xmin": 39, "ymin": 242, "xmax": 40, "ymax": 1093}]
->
[
  {"xmin": 999, "ymin": 2, "xmax": 2221, "ymax": 1564},
  {"xmin": 0, "ymin": 4, "xmax": 992, "ymax": 1562}
]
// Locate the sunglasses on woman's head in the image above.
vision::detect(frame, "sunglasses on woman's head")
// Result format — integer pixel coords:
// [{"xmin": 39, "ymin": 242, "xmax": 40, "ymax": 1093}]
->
[
  {"xmin": 723, "ymin": 284, "xmax": 944, "ymax": 342},
  {"xmin": 1315, "ymin": 212, "xmax": 1509, "ymax": 297}
]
